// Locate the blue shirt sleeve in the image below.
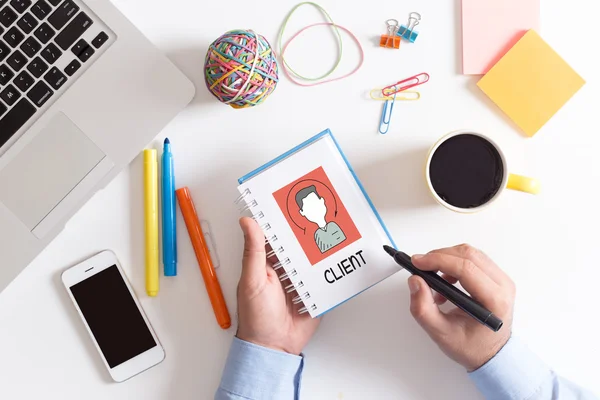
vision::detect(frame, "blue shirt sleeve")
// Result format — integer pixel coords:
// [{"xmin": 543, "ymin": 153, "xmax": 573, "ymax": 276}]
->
[
  {"xmin": 469, "ymin": 336, "xmax": 599, "ymax": 400},
  {"xmin": 215, "ymin": 337, "xmax": 304, "ymax": 400}
]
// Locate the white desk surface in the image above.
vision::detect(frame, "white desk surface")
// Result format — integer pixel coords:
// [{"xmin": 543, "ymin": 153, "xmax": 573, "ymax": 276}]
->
[{"xmin": 1, "ymin": 0, "xmax": 598, "ymax": 398}]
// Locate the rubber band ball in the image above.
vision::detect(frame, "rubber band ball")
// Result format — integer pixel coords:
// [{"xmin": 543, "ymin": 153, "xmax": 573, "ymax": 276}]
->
[{"xmin": 204, "ymin": 29, "xmax": 279, "ymax": 109}]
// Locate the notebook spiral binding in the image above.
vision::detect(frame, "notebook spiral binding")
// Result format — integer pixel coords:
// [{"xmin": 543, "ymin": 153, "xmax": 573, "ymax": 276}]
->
[{"xmin": 236, "ymin": 188, "xmax": 318, "ymax": 316}]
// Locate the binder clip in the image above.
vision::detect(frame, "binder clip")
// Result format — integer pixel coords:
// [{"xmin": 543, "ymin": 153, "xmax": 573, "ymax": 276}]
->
[
  {"xmin": 398, "ymin": 12, "xmax": 421, "ymax": 43},
  {"xmin": 380, "ymin": 19, "xmax": 401, "ymax": 49}
]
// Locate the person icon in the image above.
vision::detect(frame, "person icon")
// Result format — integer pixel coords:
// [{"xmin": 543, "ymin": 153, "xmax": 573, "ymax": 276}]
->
[{"xmin": 295, "ymin": 185, "xmax": 346, "ymax": 253}]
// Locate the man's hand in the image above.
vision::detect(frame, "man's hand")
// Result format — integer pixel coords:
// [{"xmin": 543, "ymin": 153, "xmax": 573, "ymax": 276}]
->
[
  {"xmin": 408, "ymin": 244, "xmax": 515, "ymax": 371},
  {"xmin": 236, "ymin": 217, "xmax": 320, "ymax": 355}
]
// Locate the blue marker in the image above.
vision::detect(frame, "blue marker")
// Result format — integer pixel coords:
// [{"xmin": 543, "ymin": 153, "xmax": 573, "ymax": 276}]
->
[{"xmin": 162, "ymin": 138, "xmax": 177, "ymax": 276}]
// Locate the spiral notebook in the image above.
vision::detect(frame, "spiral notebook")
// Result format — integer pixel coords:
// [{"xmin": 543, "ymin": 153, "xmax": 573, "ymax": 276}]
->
[{"xmin": 236, "ymin": 129, "xmax": 400, "ymax": 317}]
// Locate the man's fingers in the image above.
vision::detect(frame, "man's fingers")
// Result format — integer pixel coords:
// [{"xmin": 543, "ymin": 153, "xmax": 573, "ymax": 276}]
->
[
  {"xmin": 433, "ymin": 274, "xmax": 456, "ymax": 305},
  {"xmin": 429, "ymin": 245, "xmax": 509, "ymax": 285},
  {"xmin": 240, "ymin": 217, "xmax": 267, "ymax": 283},
  {"xmin": 265, "ymin": 243, "xmax": 280, "ymax": 266},
  {"xmin": 412, "ymin": 253, "xmax": 500, "ymax": 310},
  {"xmin": 441, "ymin": 273, "xmax": 458, "ymax": 284},
  {"xmin": 433, "ymin": 293, "xmax": 447, "ymax": 305},
  {"xmin": 408, "ymin": 276, "xmax": 451, "ymax": 337}
]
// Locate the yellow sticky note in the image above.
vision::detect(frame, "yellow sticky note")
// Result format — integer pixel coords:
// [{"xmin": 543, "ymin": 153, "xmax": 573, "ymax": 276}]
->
[{"xmin": 477, "ymin": 30, "xmax": 585, "ymax": 137}]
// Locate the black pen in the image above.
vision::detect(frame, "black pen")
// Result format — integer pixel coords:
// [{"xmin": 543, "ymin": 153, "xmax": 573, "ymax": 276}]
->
[{"xmin": 383, "ymin": 246, "xmax": 503, "ymax": 332}]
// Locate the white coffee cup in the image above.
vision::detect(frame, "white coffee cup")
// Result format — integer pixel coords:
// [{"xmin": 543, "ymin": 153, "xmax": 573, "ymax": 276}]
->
[{"xmin": 425, "ymin": 130, "xmax": 540, "ymax": 213}]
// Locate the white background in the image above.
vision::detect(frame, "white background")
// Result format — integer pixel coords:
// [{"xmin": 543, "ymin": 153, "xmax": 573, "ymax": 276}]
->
[{"xmin": 1, "ymin": 0, "xmax": 598, "ymax": 399}]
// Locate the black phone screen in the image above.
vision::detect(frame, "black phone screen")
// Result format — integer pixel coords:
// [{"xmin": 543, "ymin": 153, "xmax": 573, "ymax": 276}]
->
[{"xmin": 70, "ymin": 265, "xmax": 157, "ymax": 368}]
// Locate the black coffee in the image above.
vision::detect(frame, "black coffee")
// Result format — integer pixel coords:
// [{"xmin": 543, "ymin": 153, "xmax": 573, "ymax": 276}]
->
[{"xmin": 429, "ymin": 134, "xmax": 504, "ymax": 209}]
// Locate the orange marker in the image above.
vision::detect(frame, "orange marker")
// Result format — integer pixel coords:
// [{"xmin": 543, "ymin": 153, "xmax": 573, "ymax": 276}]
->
[{"xmin": 176, "ymin": 187, "xmax": 231, "ymax": 329}]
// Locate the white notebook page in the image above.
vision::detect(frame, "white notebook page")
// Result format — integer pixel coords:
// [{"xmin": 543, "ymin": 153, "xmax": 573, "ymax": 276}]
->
[{"xmin": 238, "ymin": 133, "xmax": 400, "ymax": 317}]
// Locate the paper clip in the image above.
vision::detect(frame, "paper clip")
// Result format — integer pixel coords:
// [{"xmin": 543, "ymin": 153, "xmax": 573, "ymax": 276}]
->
[
  {"xmin": 380, "ymin": 19, "xmax": 401, "ymax": 49},
  {"xmin": 382, "ymin": 73, "xmax": 430, "ymax": 97},
  {"xmin": 379, "ymin": 90, "xmax": 397, "ymax": 135},
  {"xmin": 370, "ymin": 89, "xmax": 420, "ymax": 101},
  {"xmin": 398, "ymin": 12, "xmax": 421, "ymax": 43}
]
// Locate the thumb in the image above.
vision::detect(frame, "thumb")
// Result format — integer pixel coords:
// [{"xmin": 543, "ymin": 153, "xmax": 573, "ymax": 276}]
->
[
  {"xmin": 408, "ymin": 276, "xmax": 451, "ymax": 337},
  {"xmin": 239, "ymin": 217, "xmax": 267, "ymax": 284}
]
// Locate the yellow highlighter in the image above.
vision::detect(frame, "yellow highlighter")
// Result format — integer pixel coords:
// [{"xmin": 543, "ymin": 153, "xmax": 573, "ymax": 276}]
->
[{"xmin": 144, "ymin": 149, "xmax": 159, "ymax": 297}]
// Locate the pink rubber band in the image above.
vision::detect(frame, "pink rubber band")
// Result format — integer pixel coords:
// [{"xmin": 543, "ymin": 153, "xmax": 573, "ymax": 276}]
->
[{"xmin": 280, "ymin": 22, "xmax": 364, "ymax": 87}]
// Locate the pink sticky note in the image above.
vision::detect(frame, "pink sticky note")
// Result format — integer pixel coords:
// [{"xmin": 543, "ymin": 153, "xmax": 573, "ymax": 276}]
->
[{"xmin": 462, "ymin": 0, "xmax": 540, "ymax": 75}]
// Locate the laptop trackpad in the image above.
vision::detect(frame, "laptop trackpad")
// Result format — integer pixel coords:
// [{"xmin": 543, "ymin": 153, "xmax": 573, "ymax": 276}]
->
[{"xmin": 0, "ymin": 113, "xmax": 112, "ymax": 237}]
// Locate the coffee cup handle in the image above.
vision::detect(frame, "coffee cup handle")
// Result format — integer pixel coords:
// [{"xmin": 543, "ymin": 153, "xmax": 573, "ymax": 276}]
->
[{"xmin": 507, "ymin": 174, "xmax": 541, "ymax": 195}]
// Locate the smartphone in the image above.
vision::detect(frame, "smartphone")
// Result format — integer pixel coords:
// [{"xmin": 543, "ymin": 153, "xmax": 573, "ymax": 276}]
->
[{"xmin": 62, "ymin": 250, "xmax": 165, "ymax": 382}]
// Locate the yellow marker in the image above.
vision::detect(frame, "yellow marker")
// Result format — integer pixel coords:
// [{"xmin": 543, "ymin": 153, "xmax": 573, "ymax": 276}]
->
[{"xmin": 144, "ymin": 149, "xmax": 159, "ymax": 297}]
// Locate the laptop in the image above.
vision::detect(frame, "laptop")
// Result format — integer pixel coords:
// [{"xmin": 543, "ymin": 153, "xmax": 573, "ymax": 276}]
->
[{"xmin": 0, "ymin": 0, "xmax": 195, "ymax": 293}]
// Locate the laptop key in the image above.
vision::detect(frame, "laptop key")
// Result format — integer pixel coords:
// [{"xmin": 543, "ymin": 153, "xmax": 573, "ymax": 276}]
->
[
  {"xmin": 13, "ymin": 70, "xmax": 33, "ymax": 91},
  {"xmin": 0, "ymin": 100, "xmax": 6, "ymax": 116},
  {"xmin": 43, "ymin": 65, "xmax": 64, "ymax": 89},
  {"xmin": 77, "ymin": 43, "xmax": 92, "ymax": 62},
  {"xmin": 26, "ymin": 55, "xmax": 46, "ymax": 77},
  {"xmin": 0, "ymin": 39, "xmax": 9, "ymax": 61},
  {"xmin": 70, "ymin": 37, "xmax": 84, "ymax": 55},
  {"xmin": 33, "ymin": 22, "xmax": 54, "ymax": 44},
  {"xmin": 48, "ymin": 0, "xmax": 77, "ymax": 29},
  {"xmin": 40, "ymin": 41, "xmax": 59, "ymax": 63},
  {"xmin": 3, "ymin": 26, "xmax": 25, "ymax": 47},
  {"xmin": 17, "ymin": 12, "xmax": 38, "ymax": 34},
  {"xmin": 0, "ymin": 63, "xmax": 14, "ymax": 84},
  {"xmin": 26, "ymin": 79, "xmax": 52, "ymax": 106},
  {"xmin": 54, "ymin": 11, "xmax": 91, "ymax": 50},
  {"xmin": 0, "ymin": 83, "xmax": 19, "ymax": 105},
  {"xmin": 91, "ymin": 31, "xmax": 108, "ymax": 48},
  {"xmin": 32, "ymin": 0, "xmax": 52, "ymax": 20},
  {"xmin": 48, "ymin": 0, "xmax": 59, "ymax": 5},
  {"xmin": 0, "ymin": 6, "xmax": 17, "ymax": 27},
  {"xmin": 7, "ymin": 49, "xmax": 26, "ymax": 71},
  {"xmin": 10, "ymin": 0, "xmax": 32, "ymax": 14},
  {"xmin": 73, "ymin": 39, "xmax": 95, "ymax": 63},
  {"xmin": 20, "ymin": 36, "xmax": 41, "ymax": 57},
  {"xmin": 0, "ymin": 98, "xmax": 35, "ymax": 148},
  {"xmin": 63, "ymin": 58, "xmax": 79, "ymax": 76}
]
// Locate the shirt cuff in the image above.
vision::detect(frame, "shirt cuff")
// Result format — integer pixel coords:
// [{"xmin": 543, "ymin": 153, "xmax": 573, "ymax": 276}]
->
[
  {"xmin": 468, "ymin": 336, "xmax": 551, "ymax": 400},
  {"xmin": 218, "ymin": 337, "xmax": 304, "ymax": 400}
]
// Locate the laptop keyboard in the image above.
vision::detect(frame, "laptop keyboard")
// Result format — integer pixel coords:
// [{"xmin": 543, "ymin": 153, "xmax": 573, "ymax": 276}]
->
[{"xmin": 0, "ymin": 0, "xmax": 111, "ymax": 150}]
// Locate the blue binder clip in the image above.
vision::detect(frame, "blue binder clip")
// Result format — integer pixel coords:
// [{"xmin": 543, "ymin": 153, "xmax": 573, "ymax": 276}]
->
[{"xmin": 398, "ymin": 12, "xmax": 421, "ymax": 43}]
